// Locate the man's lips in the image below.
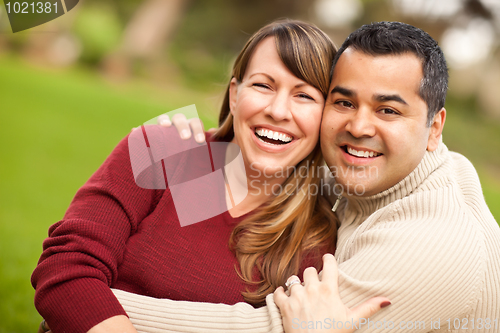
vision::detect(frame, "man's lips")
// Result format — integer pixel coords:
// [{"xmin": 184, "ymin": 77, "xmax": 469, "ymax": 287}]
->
[
  {"xmin": 342, "ymin": 144, "xmax": 382, "ymax": 158},
  {"xmin": 339, "ymin": 144, "xmax": 383, "ymax": 164}
]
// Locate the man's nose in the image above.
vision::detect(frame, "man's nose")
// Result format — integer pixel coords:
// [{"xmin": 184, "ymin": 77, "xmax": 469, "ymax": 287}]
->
[{"xmin": 345, "ymin": 107, "xmax": 376, "ymax": 138}]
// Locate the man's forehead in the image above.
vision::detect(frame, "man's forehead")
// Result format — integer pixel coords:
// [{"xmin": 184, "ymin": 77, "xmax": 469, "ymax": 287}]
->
[
  {"xmin": 334, "ymin": 47, "xmax": 423, "ymax": 72},
  {"xmin": 330, "ymin": 48, "xmax": 424, "ymax": 94}
]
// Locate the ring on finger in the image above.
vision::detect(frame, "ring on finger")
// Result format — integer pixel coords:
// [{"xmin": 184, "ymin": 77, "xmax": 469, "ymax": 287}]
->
[
  {"xmin": 286, "ymin": 280, "xmax": 301, "ymax": 290},
  {"xmin": 285, "ymin": 276, "xmax": 302, "ymax": 290}
]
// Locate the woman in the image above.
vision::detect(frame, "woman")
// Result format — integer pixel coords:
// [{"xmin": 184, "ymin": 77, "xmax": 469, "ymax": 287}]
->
[{"xmin": 33, "ymin": 20, "xmax": 338, "ymax": 333}]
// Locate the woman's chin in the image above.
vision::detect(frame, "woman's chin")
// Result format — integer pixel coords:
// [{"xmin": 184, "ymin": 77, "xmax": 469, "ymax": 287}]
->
[{"xmin": 245, "ymin": 158, "xmax": 295, "ymax": 179}]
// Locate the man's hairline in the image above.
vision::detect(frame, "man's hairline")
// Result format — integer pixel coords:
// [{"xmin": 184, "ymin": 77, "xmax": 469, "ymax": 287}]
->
[{"xmin": 330, "ymin": 46, "xmax": 434, "ymax": 127}]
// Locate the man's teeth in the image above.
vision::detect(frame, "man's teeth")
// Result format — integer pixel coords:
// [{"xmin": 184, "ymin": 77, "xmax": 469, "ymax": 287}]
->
[
  {"xmin": 347, "ymin": 146, "xmax": 381, "ymax": 158},
  {"xmin": 255, "ymin": 128, "xmax": 292, "ymax": 143}
]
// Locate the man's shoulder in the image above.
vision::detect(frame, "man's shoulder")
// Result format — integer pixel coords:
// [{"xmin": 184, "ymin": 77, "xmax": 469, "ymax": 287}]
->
[
  {"xmin": 362, "ymin": 177, "xmax": 490, "ymax": 260},
  {"xmin": 410, "ymin": 146, "xmax": 495, "ymax": 223}
]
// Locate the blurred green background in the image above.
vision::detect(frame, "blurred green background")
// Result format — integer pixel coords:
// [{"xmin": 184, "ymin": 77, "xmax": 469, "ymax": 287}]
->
[{"xmin": 1, "ymin": 0, "xmax": 499, "ymax": 331}]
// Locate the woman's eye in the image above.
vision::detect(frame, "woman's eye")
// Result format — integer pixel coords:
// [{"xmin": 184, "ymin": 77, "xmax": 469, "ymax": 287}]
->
[
  {"xmin": 298, "ymin": 93, "xmax": 314, "ymax": 101},
  {"xmin": 252, "ymin": 83, "xmax": 270, "ymax": 89}
]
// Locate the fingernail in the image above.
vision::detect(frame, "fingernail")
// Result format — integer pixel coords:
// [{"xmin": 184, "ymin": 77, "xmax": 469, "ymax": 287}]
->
[
  {"xmin": 381, "ymin": 301, "xmax": 392, "ymax": 308},
  {"xmin": 160, "ymin": 119, "xmax": 171, "ymax": 126},
  {"xmin": 195, "ymin": 133, "xmax": 205, "ymax": 143},
  {"xmin": 181, "ymin": 129, "xmax": 190, "ymax": 139}
]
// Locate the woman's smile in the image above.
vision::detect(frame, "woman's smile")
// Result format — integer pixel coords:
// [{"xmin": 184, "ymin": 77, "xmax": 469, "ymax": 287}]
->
[{"xmin": 229, "ymin": 37, "xmax": 324, "ymax": 176}]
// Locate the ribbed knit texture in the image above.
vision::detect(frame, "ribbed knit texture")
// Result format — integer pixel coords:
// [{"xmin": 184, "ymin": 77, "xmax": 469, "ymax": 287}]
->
[
  {"xmin": 32, "ymin": 128, "xmax": 323, "ymax": 333},
  {"xmin": 32, "ymin": 130, "xmax": 254, "ymax": 333},
  {"xmin": 113, "ymin": 141, "xmax": 500, "ymax": 333},
  {"xmin": 114, "ymin": 290, "xmax": 284, "ymax": 333}
]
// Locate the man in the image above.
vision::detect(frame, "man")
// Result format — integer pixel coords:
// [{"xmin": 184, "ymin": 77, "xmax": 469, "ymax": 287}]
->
[
  {"xmin": 44, "ymin": 22, "xmax": 499, "ymax": 333},
  {"xmin": 273, "ymin": 21, "xmax": 500, "ymax": 332}
]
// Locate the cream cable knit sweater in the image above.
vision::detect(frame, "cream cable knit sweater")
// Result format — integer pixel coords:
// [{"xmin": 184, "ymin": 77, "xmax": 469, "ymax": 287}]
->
[{"xmin": 112, "ymin": 141, "xmax": 500, "ymax": 332}]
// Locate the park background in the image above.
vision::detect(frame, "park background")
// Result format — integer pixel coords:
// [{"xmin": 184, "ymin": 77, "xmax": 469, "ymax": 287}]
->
[{"xmin": 1, "ymin": 0, "xmax": 499, "ymax": 331}]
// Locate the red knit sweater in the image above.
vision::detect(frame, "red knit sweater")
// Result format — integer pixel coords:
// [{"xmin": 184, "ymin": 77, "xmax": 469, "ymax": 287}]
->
[
  {"xmin": 31, "ymin": 128, "xmax": 259, "ymax": 333},
  {"xmin": 32, "ymin": 127, "xmax": 325, "ymax": 333}
]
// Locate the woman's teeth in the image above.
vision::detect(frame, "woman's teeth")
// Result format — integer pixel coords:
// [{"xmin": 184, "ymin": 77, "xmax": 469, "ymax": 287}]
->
[
  {"xmin": 255, "ymin": 128, "xmax": 293, "ymax": 144},
  {"xmin": 347, "ymin": 146, "xmax": 381, "ymax": 158}
]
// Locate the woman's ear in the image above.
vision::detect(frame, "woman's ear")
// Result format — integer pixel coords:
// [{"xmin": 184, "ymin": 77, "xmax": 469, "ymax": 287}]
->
[
  {"xmin": 229, "ymin": 77, "xmax": 239, "ymax": 116},
  {"xmin": 427, "ymin": 108, "xmax": 446, "ymax": 151}
]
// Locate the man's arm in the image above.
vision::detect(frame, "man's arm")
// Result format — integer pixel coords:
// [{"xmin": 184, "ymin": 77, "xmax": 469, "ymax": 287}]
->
[
  {"xmin": 113, "ymin": 289, "xmax": 285, "ymax": 333},
  {"xmin": 334, "ymin": 211, "xmax": 484, "ymax": 332},
  {"xmin": 272, "ymin": 210, "xmax": 485, "ymax": 333}
]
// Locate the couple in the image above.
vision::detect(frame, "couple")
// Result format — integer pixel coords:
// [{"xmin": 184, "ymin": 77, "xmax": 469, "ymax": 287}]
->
[{"xmin": 32, "ymin": 20, "xmax": 500, "ymax": 333}]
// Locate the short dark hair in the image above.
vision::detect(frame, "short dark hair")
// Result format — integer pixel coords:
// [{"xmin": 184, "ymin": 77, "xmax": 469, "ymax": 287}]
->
[{"xmin": 332, "ymin": 21, "xmax": 448, "ymax": 126}]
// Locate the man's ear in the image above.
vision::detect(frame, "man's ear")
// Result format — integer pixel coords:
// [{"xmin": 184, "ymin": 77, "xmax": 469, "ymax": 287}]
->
[
  {"xmin": 427, "ymin": 108, "xmax": 446, "ymax": 151},
  {"xmin": 229, "ymin": 77, "xmax": 239, "ymax": 116}
]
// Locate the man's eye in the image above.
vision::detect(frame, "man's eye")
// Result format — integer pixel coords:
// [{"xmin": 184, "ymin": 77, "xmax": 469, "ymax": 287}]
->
[
  {"xmin": 335, "ymin": 100, "xmax": 354, "ymax": 108},
  {"xmin": 380, "ymin": 108, "xmax": 399, "ymax": 115}
]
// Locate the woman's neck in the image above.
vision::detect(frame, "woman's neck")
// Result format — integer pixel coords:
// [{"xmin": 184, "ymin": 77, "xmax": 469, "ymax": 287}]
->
[
  {"xmin": 223, "ymin": 145, "xmax": 287, "ymax": 218},
  {"xmin": 226, "ymin": 175, "xmax": 286, "ymax": 218}
]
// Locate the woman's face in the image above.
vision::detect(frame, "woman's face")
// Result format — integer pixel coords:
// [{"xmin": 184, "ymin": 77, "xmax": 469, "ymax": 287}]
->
[{"xmin": 229, "ymin": 37, "xmax": 324, "ymax": 179}]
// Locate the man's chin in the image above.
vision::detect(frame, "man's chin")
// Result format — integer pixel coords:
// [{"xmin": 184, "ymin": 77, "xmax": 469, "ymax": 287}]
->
[{"xmin": 332, "ymin": 178, "xmax": 380, "ymax": 197}]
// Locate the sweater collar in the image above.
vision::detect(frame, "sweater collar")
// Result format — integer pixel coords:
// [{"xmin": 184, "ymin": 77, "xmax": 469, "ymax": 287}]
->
[{"xmin": 340, "ymin": 140, "xmax": 448, "ymax": 219}]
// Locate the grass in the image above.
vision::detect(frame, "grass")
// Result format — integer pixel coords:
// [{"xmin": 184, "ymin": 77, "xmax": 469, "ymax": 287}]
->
[
  {"xmin": 0, "ymin": 55, "xmax": 499, "ymax": 332},
  {"xmin": 0, "ymin": 55, "xmax": 219, "ymax": 332},
  {"xmin": 443, "ymin": 96, "xmax": 500, "ymax": 219}
]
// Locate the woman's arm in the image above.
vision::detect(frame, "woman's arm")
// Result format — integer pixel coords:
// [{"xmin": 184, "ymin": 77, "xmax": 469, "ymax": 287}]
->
[
  {"xmin": 111, "ymin": 256, "xmax": 387, "ymax": 333},
  {"xmin": 88, "ymin": 316, "xmax": 138, "ymax": 333},
  {"xmin": 32, "ymin": 134, "xmax": 161, "ymax": 333}
]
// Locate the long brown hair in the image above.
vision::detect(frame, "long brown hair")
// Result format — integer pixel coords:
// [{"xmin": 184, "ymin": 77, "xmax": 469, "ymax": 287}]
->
[{"xmin": 213, "ymin": 20, "xmax": 338, "ymax": 306}]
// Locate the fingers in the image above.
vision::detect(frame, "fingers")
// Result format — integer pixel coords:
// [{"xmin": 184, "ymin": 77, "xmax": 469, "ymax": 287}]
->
[
  {"xmin": 273, "ymin": 286, "xmax": 289, "ymax": 308},
  {"xmin": 171, "ymin": 113, "xmax": 191, "ymax": 140},
  {"xmin": 38, "ymin": 321, "xmax": 44, "ymax": 333},
  {"xmin": 349, "ymin": 297, "xmax": 392, "ymax": 322},
  {"xmin": 189, "ymin": 118, "xmax": 206, "ymax": 143},
  {"xmin": 158, "ymin": 114, "xmax": 172, "ymax": 127},
  {"xmin": 319, "ymin": 253, "xmax": 338, "ymax": 292},
  {"xmin": 135, "ymin": 114, "xmax": 171, "ymax": 132},
  {"xmin": 285, "ymin": 275, "xmax": 303, "ymax": 296},
  {"xmin": 38, "ymin": 320, "xmax": 50, "ymax": 333},
  {"xmin": 207, "ymin": 128, "xmax": 217, "ymax": 135},
  {"xmin": 146, "ymin": 113, "xmax": 208, "ymax": 143},
  {"xmin": 303, "ymin": 266, "xmax": 320, "ymax": 285}
]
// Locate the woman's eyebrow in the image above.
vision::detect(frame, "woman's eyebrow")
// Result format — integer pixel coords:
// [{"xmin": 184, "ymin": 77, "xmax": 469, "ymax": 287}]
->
[{"xmin": 248, "ymin": 73, "xmax": 275, "ymax": 82}]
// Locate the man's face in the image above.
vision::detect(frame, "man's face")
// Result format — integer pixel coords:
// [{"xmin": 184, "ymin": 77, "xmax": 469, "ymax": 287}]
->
[{"xmin": 321, "ymin": 48, "xmax": 444, "ymax": 197}]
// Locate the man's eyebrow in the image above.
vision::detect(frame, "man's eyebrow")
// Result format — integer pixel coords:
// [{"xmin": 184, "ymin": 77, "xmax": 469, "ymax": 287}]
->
[
  {"xmin": 374, "ymin": 94, "xmax": 408, "ymax": 105},
  {"xmin": 330, "ymin": 86, "xmax": 355, "ymax": 97}
]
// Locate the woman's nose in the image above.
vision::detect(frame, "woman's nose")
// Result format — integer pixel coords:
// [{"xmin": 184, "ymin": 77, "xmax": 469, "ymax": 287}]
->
[{"xmin": 264, "ymin": 92, "xmax": 292, "ymax": 121}]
